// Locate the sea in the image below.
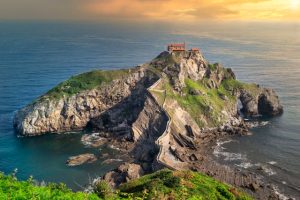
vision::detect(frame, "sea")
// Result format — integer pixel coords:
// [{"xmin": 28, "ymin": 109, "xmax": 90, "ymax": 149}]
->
[{"xmin": 0, "ymin": 21, "xmax": 299, "ymax": 197}]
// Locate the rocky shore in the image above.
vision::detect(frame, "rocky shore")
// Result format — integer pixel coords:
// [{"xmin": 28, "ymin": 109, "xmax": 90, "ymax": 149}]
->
[{"xmin": 14, "ymin": 50, "xmax": 284, "ymax": 199}]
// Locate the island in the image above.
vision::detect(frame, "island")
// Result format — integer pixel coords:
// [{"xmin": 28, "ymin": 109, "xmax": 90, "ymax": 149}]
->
[{"xmin": 13, "ymin": 46, "xmax": 283, "ymax": 199}]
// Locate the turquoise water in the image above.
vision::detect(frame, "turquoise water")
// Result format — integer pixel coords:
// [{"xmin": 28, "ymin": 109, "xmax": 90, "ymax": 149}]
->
[{"xmin": 0, "ymin": 21, "xmax": 299, "ymax": 196}]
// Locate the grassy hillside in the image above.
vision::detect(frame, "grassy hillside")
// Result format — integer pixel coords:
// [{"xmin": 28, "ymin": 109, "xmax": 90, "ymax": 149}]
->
[
  {"xmin": 115, "ymin": 169, "xmax": 252, "ymax": 200},
  {"xmin": 39, "ymin": 69, "xmax": 132, "ymax": 100},
  {"xmin": 0, "ymin": 172, "xmax": 99, "ymax": 199},
  {"xmin": 1, "ymin": 170, "xmax": 253, "ymax": 200},
  {"xmin": 164, "ymin": 77, "xmax": 260, "ymax": 128}
]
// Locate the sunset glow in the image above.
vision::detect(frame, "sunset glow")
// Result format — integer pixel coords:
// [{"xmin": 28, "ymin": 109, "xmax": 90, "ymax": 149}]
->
[
  {"xmin": 84, "ymin": 0, "xmax": 300, "ymax": 21},
  {"xmin": 291, "ymin": 0, "xmax": 300, "ymax": 9},
  {"xmin": 0, "ymin": 0, "xmax": 299, "ymax": 21}
]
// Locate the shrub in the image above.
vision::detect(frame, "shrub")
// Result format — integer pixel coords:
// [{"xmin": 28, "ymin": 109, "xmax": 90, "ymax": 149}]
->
[
  {"xmin": 217, "ymin": 185, "xmax": 235, "ymax": 200},
  {"xmin": 94, "ymin": 180, "xmax": 115, "ymax": 200},
  {"xmin": 0, "ymin": 172, "xmax": 100, "ymax": 200}
]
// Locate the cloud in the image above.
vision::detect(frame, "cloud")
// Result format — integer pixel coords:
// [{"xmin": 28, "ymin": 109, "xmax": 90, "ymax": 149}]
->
[
  {"xmin": 83, "ymin": 0, "xmax": 291, "ymax": 21},
  {"xmin": 84, "ymin": 0, "xmax": 235, "ymax": 20},
  {"xmin": 0, "ymin": 0, "xmax": 299, "ymax": 21},
  {"xmin": 172, "ymin": 5, "xmax": 239, "ymax": 19}
]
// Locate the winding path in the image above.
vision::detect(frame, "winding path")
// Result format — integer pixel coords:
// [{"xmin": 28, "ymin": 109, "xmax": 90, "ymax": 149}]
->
[{"xmin": 147, "ymin": 77, "xmax": 178, "ymax": 170}]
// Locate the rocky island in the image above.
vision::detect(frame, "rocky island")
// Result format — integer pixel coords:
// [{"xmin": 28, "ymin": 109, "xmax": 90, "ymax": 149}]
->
[{"xmin": 14, "ymin": 48, "xmax": 283, "ymax": 199}]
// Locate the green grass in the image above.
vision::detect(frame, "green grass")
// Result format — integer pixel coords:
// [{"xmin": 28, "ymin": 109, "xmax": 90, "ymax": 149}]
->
[
  {"xmin": 208, "ymin": 63, "xmax": 218, "ymax": 71},
  {"xmin": 39, "ymin": 69, "xmax": 132, "ymax": 101},
  {"xmin": 163, "ymin": 77, "xmax": 260, "ymax": 128},
  {"xmin": 116, "ymin": 169, "xmax": 253, "ymax": 200},
  {"xmin": 220, "ymin": 78, "xmax": 261, "ymax": 97},
  {"xmin": 151, "ymin": 53, "xmax": 181, "ymax": 72},
  {"xmin": 0, "ymin": 170, "xmax": 253, "ymax": 200},
  {"xmin": 0, "ymin": 172, "xmax": 100, "ymax": 200},
  {"xmin": 164, "ymin": 78, "xmax": 233, "ymax": 127}
]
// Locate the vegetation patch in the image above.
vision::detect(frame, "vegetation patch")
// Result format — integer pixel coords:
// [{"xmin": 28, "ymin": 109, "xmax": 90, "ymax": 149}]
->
[
  {"xmin": 164, "ymin": 78, "xmax": 229, "ymax": 127},
  {"xmin": 0, "ymin": 169, "xmax": 252, "ymax": 200},
  {"xmin": 39, "ymin": 69, "xmax": 132, "ymax": 101},
  {"xmin": 117, "ymin": 169, "xmax": 253, "ymax": 200},
  {"xmin": 0, "ymin": 172, "xmax": 99, "ymax": 200},
  {"xmin": 208, "ymin": 63, "xmax": 218, "ymax": 71},
  {"xmin": 151, "ymin": 53, "xmax": 181, "ymax": 72},
  {"xmin": 163, "ymin": 76, "xmax": 260, "ymax": 128}
]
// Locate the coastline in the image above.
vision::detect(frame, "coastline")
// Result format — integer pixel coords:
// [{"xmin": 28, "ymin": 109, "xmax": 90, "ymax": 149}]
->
[
  {"xmin": 80, "ymin": 124, "xmax": 291, "ymax": 199},
  {"xmin": 211, "ymin": 129, "xmax": 299, "ymax": 199},
  {"xmin": 12, "ymin": 50, "xmax": 286, "ymax": 199},
  {"xmin": 1, "ymin": 20, "xmax": 300, "ymax": 200}
]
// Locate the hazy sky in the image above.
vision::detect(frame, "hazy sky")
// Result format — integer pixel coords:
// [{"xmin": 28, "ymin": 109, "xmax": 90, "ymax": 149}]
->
[{"xmin": 0, "ymin": 0, "xmax": 299, "ymax": 21}]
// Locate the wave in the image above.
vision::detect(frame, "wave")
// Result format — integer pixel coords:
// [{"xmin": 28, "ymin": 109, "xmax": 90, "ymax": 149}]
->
[
  {"xmin": 267, "ymin": 161, "xmax": 277, "ymax": 165},
  {"xmin": 235, "ymin": 162, "xmax": 253, "ymax": 169},
  {"xmin": 213, "ymin": 139, "xmax": 246, "ymax": 161},
  {"xmin": 273, "ymin": 186, "xmax": 295, "ymax": 200},
  {"xmin": 213, "ymin": 141, "xmax": 277, "ymax": 176},
  {"xmin": 247, "ymin": 120, "xmax": 270, "ymax": 128},
  {"xmin": 262, "ymin": 166, "xmax": 277, "ymax": 176},
  {"xmin": 109, "ymin": 145, "xmax": 120, "ymax": 151}
]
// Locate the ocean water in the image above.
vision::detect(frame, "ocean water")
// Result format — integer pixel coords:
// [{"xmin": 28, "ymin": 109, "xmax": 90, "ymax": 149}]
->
[{"xmin": 0, "ymin": 21, "xmax": 299, "ymax": 196}]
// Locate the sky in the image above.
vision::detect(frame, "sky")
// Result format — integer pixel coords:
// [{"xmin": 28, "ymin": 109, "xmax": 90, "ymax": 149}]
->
[{"xmin": 0, "ymin": 0, "xmax": 299, "ymax": 21}]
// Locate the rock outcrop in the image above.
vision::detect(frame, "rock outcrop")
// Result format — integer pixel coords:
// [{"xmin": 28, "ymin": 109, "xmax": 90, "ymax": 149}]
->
[
  {"xmin": 14, "ymin": 67, "xmax": 158, "ymax": 136},
  {"xmin": 14, "ymin": 50, "xmax": 283, "ymax": 198},
  {"xmin": 14, "ymin": 51, "xmax": 282, "ymax": 137},
  {"xmin": 14, "ymin": 50, "xmax": 283, "ymax": 167},
  {"xmin": 102, "ymin": 163, "xmax": 144, "ymax": 188},
  {"xmin": 239, "ymin": 88, "xmax": 283, "ymax": 118},
  {"xmin": 66, "ymin": 153, "xmax": 97, "ymax": 166}
]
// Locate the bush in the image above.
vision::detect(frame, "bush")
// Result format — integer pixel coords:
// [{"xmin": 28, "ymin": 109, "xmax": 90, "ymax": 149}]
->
[
  {"xmin": 94, "ymin": 180, "xmax": 115, "ymax": 200},
  {"xmin": 217, "ymin": 185, "xmax": 235, "ymax": 200},
  {"xmin": 0, "ymin": 172, "xmax": 100, "ymax": 200}
]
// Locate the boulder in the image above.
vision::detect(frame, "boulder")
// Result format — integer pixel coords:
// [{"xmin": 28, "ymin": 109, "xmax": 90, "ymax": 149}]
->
[
  {"xmin": 66, "ymin": 153, "xmax": 97, "ymax": 166},
  {"xmin": 249, "ymin": 182, "xmax": 260, "ymax": 192},
  {"xmin": 103, "ymin": 163, "xmax": 144, "ymax": 188}
]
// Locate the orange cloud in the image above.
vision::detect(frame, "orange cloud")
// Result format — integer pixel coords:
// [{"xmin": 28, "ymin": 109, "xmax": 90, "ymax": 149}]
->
[
  {"xmin": 84, "ymin": 0, "xmax": 300, "ymax": 21},
  {"xmin": 0, "ymin": 0, "xmax": 299, "ymax": 21}
]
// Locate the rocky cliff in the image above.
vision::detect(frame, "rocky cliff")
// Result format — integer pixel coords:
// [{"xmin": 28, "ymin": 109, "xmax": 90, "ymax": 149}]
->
[
  {"xmin": 14, "ymin": 51, "xmax": 282, "ymax": 137},
  {"xmin": 14, "ymin": 50, "xmax": 283, "ymax": 166},
  {"xmin": 13, "ymin": 67, "xmax": 159, "ymax": 136},
  {"xmin": 14, "ymin": 49, "xmax": 284, "ymax": 199}
]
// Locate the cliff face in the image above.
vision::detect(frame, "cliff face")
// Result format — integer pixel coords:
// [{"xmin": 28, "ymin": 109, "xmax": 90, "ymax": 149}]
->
[
  {"xmin": 13, "ymin": 67, "xmax": 159, "ymax": 136},
  {"xmin": 14, "ymin": 50, "xmax": 283, "ymax": 137},
  {"xmin": 239, "ymin": 88, "xmax": 283, "ymax": 118},
  {"xmin": 14, "ymin": 50, "xmax": 283, "ymax": 152},
  {"xmin": 13, "ymin": 50, "xmax": 284, "ymax": 199}
]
